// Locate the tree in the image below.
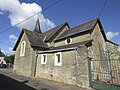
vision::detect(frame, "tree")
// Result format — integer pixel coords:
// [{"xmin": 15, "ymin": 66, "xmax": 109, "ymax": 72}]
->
[{"xmin": 4, "ymin": 54, "xmax": 15, "ymax": 64}]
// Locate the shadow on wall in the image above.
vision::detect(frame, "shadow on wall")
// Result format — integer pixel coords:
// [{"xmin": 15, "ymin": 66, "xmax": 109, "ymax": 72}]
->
[{"xmin": 0, "ymin": 74, "xmax": 36, "ymax": 90}]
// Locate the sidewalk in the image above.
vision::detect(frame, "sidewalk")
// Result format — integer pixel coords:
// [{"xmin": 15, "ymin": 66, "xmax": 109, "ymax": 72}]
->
[{"xmin": 0, "ymin": 69, "xmax": 92, "ymax": 90}]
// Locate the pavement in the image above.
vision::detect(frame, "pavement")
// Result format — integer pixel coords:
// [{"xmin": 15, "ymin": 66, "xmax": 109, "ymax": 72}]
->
[{"xmin": 0, "ymin": 68, "xmax": 92, "ymax": 90}]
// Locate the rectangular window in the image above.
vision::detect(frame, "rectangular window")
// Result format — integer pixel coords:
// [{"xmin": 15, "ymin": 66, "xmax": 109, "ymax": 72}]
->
[
  {"xmin": 56, "ymin": 54, "xmax": 60, "ymax": 63},
  {"xmin": 55, "ymin": 52, "xmax": 62, "ymax": 66},
  {"xmin": 41, "ymin": 54, "xmax": 47, "ymax": 64}
]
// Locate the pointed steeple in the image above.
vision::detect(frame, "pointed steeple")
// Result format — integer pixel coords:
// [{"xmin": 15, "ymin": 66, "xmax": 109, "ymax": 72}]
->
[{"xmin": 34, "ymin": 19, "xmax": 42, "ymax": 34}]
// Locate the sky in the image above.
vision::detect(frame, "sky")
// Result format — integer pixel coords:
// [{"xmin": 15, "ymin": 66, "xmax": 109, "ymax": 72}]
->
[{"xmin": 0, "ymin": 0, "xmax": 120, "ymax": 55}]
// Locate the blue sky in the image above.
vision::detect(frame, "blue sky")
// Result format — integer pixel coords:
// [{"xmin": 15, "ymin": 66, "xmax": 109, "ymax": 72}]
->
[{"xmin": 0, "ymin": 0, "xmax": 120, "ymax": 55}]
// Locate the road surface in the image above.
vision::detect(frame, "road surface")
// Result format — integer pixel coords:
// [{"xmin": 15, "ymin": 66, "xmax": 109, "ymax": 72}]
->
[
  {"xmin": 0, "ymin": 74, "xmax": 36, "ymax": 90},
  {"xmin": 0, "ymin": 69, "xmax": 92, "ymax": 90}
]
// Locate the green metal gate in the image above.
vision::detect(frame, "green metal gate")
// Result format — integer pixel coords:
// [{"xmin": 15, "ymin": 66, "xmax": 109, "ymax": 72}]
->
[{"xmin": 88, "ymin": 58, "xmax": 120, "ymax": 90}]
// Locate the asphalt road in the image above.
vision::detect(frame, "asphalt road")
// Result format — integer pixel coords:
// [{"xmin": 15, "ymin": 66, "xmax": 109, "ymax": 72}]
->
[
  {"xmin": 0, "ymin": 74, "xmax": 36, "ymax": 90},
  {"xmin": 0, "ymin": 69, "xmax": 90, "ymax": 90}
]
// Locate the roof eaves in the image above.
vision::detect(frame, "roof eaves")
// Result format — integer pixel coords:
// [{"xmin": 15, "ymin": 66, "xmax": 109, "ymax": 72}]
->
[
  {"xmin": 13, "ymin": 29, "xmax": 25, "ymax": 51},
  {"xmin": 39, "ymin": 39, "xmax": 93, "ymax": 54},
  {"xmin": 38, "ymin": 47, "xmax": 76, "ymax": 54},
  {"xmin": 106, "ymin": 40, "xmax": 119, "ymax": 46},
  {"xmin": 0, "ymin": 51, "xmax": 5, "ymax": 57}
]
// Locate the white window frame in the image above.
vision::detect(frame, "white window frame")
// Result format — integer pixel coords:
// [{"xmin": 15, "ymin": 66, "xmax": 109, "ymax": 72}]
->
[
  {"xmin": 55, "ymin": 52, "xmax": 62, "ymax": 66},
  {"xmin": 41, "ymin": 54, "xmax": 47, "ymax": 64},
  {"xmin": 65, "ymin": 38, "xmax": 72, "ymax": 45},
  {"xmin": 20, "ymin": 41, "xmax": 26, "ymax": 56}
]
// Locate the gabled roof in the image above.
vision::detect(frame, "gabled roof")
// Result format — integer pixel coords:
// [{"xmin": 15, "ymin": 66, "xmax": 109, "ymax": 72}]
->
[
  {"xmin": 13, "ymin": 22, "xmax": 69, "ymax": 51},
  {"xmin": 55, "ymin": 18, "xmax": 101, "ymax": 41},
  {"xmin": 0, "ymin": 51, "xmax": 5, "ymax": 57},
  {"xmin": 43, "ymin": 22, "xmax": 69, "ymax": 42},
  {"xmin": 13, "ymin": 29, "xmax": 49, "ymax": 51}
]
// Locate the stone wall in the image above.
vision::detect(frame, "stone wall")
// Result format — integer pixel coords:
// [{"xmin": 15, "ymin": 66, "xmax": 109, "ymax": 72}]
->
[
  {"xmin": 106, "ymin": 41, "xmax": 120, "ymax": 59},
  {"xmin": 55, "ymin": 33, "xmax": 91, "ymax": 47},
  {"xmin": 36, "ymin": 51, "xmax": 76, "ymax": 85},
  {"xmin": 36, "ymin": 46, "xmax": 90, "ymax": 88},
  {"xmin": 90, "ymin": 23, "xmax": 106, "ymax": 60},
  {"xmin": 76, "ymin": 46, "xmax": 89, "ymax": 88},
  {"xmin": 13, "ymin": 33, "xmax": 35, "ymax": 77}
]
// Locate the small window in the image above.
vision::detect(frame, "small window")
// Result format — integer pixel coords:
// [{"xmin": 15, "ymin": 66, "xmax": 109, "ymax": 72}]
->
[
  {"xmin": 65, "ymin": 38, "xmax": 72, "ymax": 45},
  {"xmin": 41, "ymin": 54, "xmax": 47, "ymax": 64},
  {"xmin": 20, "ymin": 41, "xmax": 26, "ymax": 56},
  {"xmin": 55, "ymin": 52, "xmax": 62, "ymax": 66}
]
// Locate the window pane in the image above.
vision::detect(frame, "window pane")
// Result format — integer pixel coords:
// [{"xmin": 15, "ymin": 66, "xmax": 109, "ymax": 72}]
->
[
  {"xmin": 43, "ymin": 55, "xmax": 46, "ymax": 62},
  {"xmin": 22, "ymin": 43, "xmax": 24, "ymax": 55},
  {"xmin": 56, "ymin": 54, "xmax": 60, "ymax": 63}
]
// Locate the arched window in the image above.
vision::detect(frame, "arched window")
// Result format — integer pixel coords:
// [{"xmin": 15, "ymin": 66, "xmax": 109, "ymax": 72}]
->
[{"xmin": 20, "ymin": 41, "xmax": 26, "ymax": 56}]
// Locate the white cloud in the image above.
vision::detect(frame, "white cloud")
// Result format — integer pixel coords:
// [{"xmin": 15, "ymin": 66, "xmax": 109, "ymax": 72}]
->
[
  {"xmin": 9, "ymin": 47, "xmax": 13, "ymax": 51},
  {"xmin": 1, "ymin": 48, "xmax": 15, "ymax": 56},
  {"xmin": 106, "ymin": 31, "xmax": 119, "ymax": 40},
  {"xmin": 9, "ymin": 34, "xmax": 18, "ymax": 42},
  {"xmin": 1, "ymin": 49, "xmax": 8, "ymax": 55},
  {"xmin": 0, "ymin": 0, "xmax": 55, "ymax": 31}
]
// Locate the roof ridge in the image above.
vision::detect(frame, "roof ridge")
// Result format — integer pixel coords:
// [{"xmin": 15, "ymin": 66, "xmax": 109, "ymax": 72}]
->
[
  {"xmin": 43, "ymin": 22, "xmax": 68, "ymax": 34},
  {"xmin": 43, "ymin": 22, "xmax": 69, "ymax": 42},
  {"xmin": 71, "ymin": 18, "xmax": 99, "ymax": 30}
]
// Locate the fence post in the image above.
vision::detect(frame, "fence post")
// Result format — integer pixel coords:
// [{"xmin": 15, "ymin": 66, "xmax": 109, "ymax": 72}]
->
[
  {"xmin": 87, "ymin": 57, "xmax": 92, "ymax": 87},
  {"xmin": 107, "ymin": 50, "xmax": 113, "ymax": 84}
]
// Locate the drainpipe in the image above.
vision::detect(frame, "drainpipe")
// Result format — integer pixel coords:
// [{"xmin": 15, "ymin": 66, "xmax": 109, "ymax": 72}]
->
[
  {"xmin": 74, "ymin": 49, "xmax": 78, "ymax": 86},
  {"xmin": 85, "ymin": 46, "xmax": 92, "ymax": 87},
  {"xmin": 34, "ymin": 49, "xmax": 38, "ymax": 77}
]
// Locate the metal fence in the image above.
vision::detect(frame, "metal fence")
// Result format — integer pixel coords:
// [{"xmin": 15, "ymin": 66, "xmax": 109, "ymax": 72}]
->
[{"xmin": 91, "ymin": 59, "xmax": 120, "ymax": 86}]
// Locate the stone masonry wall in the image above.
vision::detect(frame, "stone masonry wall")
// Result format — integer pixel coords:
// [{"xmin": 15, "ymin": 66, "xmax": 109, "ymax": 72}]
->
[
  {"xmin": 90, "ymin": 23, "xmax": 106, "ymax": 60},
  {"xmin": 13, "ymin": 33, "xmax": 34, "ymax": 77},
  {"xmin": 55, "ymin": 33, "xmax": 91, "ymax": 47},
  {"xmin": 76, "ymin": 46, "xmax": 89, "ymax": 88},
  {"xmin": 36, "ymin": 51, "xmax": 76, "ymax": 85},
  {"xmin": 106, "ymin": 41, "xmax": 120, "ymax": 59},
  {"xmin": 89, "ymin": 23, "xmax": 107, "ymax": 81},
  {"xmin": 36, "ymin": 47, "xmax": 90, "ymax": 88}
]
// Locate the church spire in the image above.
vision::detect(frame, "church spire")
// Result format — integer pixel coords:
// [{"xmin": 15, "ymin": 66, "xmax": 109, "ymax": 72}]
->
[{"xmin": 34, "ymin": 19, "xmax": 42, "ymax": 34}]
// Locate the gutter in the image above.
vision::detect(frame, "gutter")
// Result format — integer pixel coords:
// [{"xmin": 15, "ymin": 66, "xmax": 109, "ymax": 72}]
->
[{"xmin": 38, "ymin": 47, "xmax": 77, "ymax": 54}]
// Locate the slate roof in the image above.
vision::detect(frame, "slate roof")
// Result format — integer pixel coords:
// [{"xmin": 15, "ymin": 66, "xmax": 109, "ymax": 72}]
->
[
  {"xmin": 43, "ymin": 22, "xmax": 69, "ymax": 42},
  {"xmin": 0, "ymin": 51, "xmax": 5, "ymax": 57},
  {"xmin": 13, "ymin": 29, "xmax": 49, "ymax": 51},
  {"xmin": 13, "ymin": 18, "xmax": 118, "ymax": 51},
  {"xmin": 38, "ymin": 40, "xmax": 92, "ymax": 53},
  {"xmin": 24, "ymin": 29, "xmax": 49, "ymax": 48},
  {"xmin": 13, "ymin": 22, "xmax": 69, "ymax": 51},
  {"xmin": 55, "ymin": 18, "xmax": 99, "ymax": 41}
]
